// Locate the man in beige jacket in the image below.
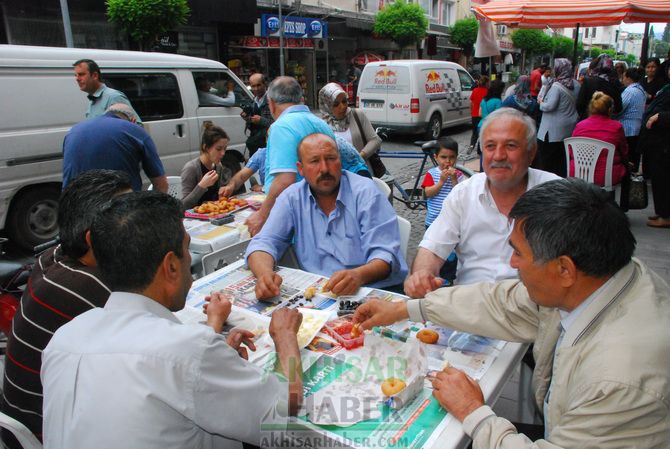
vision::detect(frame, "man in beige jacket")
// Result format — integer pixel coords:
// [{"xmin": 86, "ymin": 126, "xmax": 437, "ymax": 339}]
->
[{"xmin": 354, "ymin": 178, "xmax": 670, "ymax": 448}]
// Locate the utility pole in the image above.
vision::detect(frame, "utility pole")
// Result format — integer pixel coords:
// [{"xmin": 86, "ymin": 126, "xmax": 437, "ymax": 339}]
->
[{"xmin": 60, "ymin": 0, "xmax": 74, "ymax": 47}]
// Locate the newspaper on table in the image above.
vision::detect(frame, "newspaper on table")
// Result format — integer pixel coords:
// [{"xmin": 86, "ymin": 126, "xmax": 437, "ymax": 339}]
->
[{"xmin": 177, "ymin": 260, "xmax": 507, "ymax": 448}]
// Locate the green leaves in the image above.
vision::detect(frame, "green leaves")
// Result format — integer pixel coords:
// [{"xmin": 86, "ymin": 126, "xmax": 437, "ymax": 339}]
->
[
  {"xmin": 511, "ymin": 29, "xmax": 552, "ymax": 55},
  {"xmin": 373, "ymin": 0, "xmax": 428, "ymax": 49},
  {"xmin": 552, "ymin": 35, "xmax": 582, "ymax": 59},
  {"xmin": 106, "ymin": 0, "xmax": 190, "ymax": 47},
  {"xmin": 449, "ymin": 17, "xmax": 478, "ymax": 57}
]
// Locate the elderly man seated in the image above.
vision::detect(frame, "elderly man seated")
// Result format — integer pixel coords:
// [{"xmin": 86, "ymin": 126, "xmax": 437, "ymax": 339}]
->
[
  {"xmin": 405, "ymin": 108, "xmax": 558, "ymax": 297},
  {"xmin": 355, "ymin": 178, "xmax": 670, "ymax": 448},
  {"xmin": 246, "ymin": 132, "xmax": 408, "ymax": 298}
]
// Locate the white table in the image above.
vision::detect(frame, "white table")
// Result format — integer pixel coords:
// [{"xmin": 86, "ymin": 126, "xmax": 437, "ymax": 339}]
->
[{"xmin": 180, "ymin": 260, "xmax": 528, "ymax": 449}]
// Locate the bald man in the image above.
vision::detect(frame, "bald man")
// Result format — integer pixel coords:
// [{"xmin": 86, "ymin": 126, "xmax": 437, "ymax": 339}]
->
[
  {"xmin": 242, "ymin": 73, "xmax": 273, "ymax": 156},
  {"xmin": 63, "ymin": 103, "xmax": 167, "ymax": 192},
  {"xmin": 245, "ymin": 132, "xmax": 408, "ymax": 299}
]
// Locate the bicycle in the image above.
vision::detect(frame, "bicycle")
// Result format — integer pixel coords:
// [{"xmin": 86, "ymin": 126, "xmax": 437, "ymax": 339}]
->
[{"xmin": 375, "ymin": 128, "xmax": 475, "ymax": 210}]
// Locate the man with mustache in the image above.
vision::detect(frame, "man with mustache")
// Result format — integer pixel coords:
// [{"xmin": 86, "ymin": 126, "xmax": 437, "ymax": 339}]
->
[
  {"xmin": 246, "ymin": 133, "xmax": 408, "ymax": 299},
  {"xmin": 405, "ymin": 108, "xmax": 558, "ymax": 297}
]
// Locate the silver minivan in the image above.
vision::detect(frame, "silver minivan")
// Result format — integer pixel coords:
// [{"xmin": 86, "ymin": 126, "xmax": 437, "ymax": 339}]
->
[
  {"xmin": 357, "ymin": 60, "xmax": 474, "ymax": 140},
  {"xmin": 0, "ymin": 45, "xmax": 253, "ymax": 250}
]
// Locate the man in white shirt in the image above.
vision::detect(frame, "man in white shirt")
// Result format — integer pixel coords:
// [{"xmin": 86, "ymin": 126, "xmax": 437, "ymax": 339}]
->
[
  {"xmin": 41, "ymin": 191, "xmax": 303, "ymax": 449},
  {"xmin": 196, "ymin": 76, "xmax": 236, "ymax": 107},
  {"xmin": 405, "ymin": 108, "xmax": 558, "ymax": 297}
]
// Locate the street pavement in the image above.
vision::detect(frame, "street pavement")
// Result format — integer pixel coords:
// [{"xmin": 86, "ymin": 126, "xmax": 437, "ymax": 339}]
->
[{"xmin": 382, "ymin": 125, "xmax": 670, "ymax": 284}]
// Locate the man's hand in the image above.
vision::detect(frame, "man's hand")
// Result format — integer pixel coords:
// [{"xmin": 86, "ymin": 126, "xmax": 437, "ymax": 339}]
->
[
  {"xmin": 249, "ymin": 114, "xmax": 262, "ymax": 124},
  {"xmin": 269, "ymin": 308, "xmax": 303, "ymax": 415},
  {"xmin": 269, "ymin": 307, "xmax": 303, "ymax": 341},
  {"xmin": 219, "ymin": 184, "xmax": 235, "ymax": 198},
  {"xmin": 352, "ymin": 299, "xmax": 408, "ymax": 331},
  {"xmin": 404, "ymin": 269, "xmax": 444, "ymax": 299},
  {"xmin": 204, "ymin": 291, "xmax": 233, "ymax": 333},
  {"xmin": 251, "ymin": 184, "xmax": 264, "ymax": 192},
  {"xmin": 431, "ymin": 367, "xmax": 484, "ymax": 422},
  {"xmin": 245, "ymin": 210, "xmax": 267, "ymax": 236},
  {"xmin": 255, "ymin": 272, "xmax": 283, "ymax": 300},
  {"xmin": 323, "ymin": 269, "xmax": 364, "ymax": 296},
  {"xmin": 226, "ymin": 328, "xmax": 256, "ymax": 360}
]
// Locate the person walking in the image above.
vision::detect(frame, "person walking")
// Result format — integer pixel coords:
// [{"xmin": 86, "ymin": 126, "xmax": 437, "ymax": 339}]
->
[
  {"xmin": 469, "ymin": 75, "xmax": 488, "ymax": 152},
  {"xmin": 614, "ymin": 67, "xmax": 647, "ymax": 173},
  {"xmin": 577, "ymin": 54, "xmax": 622, "ymax": 119}
]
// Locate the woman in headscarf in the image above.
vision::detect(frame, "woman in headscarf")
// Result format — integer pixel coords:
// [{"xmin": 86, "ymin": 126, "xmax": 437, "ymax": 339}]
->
[
  {"xmin": 536, "ymin": 58, "xmax": 580, "ymax": 177},
  {"xmin": 576, "ymin": 54, "xmax": 623, "ymax": 119},
  {"xmin": 318, "ymin": 82, "xmax": 386, "ymax": 177},
  {"xmin": 502, "ymin": 75, "xmax": 538, "ymax": 119}
]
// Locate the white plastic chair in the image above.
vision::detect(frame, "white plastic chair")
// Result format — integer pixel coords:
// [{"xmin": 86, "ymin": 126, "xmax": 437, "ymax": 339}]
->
[
  {"xmin": 0, "ymin": 411, "xmax": 42, "ymax": 449},
  {"xmin": 397, "ymin": 216, "xmax": 411, "ymax": 261},
  {"xmin": 148, "ymin": 176, "xmax": 182, "ymax": 199},
  {"xmin": 372, "ymin": 177, "xmax": 392, "ymax": 202},
  {"xmin": 563, "ymin": 137, "xmax": 615, "ymax": 192}
]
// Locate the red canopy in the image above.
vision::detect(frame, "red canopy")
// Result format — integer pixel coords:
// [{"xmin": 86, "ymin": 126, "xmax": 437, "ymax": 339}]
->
[
  {"xmin": 351, "ymin": 53, "xmax": 385, "ymax": 65},
  {"xmin": 473, "ymin": 0, "xmax": 670, "ymax": 28}
]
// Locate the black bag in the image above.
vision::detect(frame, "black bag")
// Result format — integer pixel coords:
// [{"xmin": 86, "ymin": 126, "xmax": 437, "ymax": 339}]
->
[
  {"xmin": 352, "ymin": 110, "xmax": 387, "ymax": 178},
  {"xmin": 627, "ymin": 175, "xmax": 648, "ymax": 210}
]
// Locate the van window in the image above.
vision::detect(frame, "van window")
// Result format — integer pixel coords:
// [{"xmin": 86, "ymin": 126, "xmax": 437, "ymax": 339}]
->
[
  {"xmin": 457, "ymin": 70, "xmax": 474, "ymax": 91},
  {"xmin": 192, "ymin": 71, "xmax": 248, "ymax": 107},
  {"xmin": 359, "ymin": 66, "xmax": 410, "ymax": 94},
  {"xmin": 105, "ymin": 74, "xmax": 183, "ymax": 122}
]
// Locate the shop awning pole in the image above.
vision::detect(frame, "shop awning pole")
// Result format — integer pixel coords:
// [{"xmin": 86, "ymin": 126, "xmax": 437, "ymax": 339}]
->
[{"xmin": 572, "ymin": 23, "xmax": 580, "ymax": 67}]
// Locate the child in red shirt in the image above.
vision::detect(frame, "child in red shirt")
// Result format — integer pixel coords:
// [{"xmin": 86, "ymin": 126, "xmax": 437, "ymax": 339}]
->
[{"xmin": 470, "ymin": 75, "xmax": 488, "ymax": 149}]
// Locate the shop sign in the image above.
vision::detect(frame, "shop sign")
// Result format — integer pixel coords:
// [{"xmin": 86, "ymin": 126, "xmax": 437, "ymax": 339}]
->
[
  {"xmin": 154, "ymin": 31, "xmax": 178, "ymax": 53},
  {"xmin": 498, "ymin": 38, "xmax": 519, "ymax": 52},
  {"xmin": 236, "ymin": 36, "xmax": 314, "ymax": 49},
  {"xmin": 261, "ymin": 14, "xmax": 328, "ymax": 38}
]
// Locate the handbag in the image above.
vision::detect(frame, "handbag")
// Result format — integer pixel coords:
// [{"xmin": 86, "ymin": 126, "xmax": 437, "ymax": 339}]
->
[
  {"xmin": 352, "ymin": 110, "xmax": 387, "ymax": 178},
  {"xmin": 627, "ymin": 175, "xmax": 648, "ymax": 210}
]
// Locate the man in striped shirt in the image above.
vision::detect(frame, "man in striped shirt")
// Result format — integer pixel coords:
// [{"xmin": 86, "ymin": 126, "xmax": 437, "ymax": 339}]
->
[
  {"xmin": 1, "ymin": 170, "xmax": 131, "ymax": 447},
  {"xmin": 615, "ymin": 67, "xmax": 647, "ymax": 173}
]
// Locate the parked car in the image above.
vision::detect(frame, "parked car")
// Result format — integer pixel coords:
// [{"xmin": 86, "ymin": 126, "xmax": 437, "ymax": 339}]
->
[
  {"xmin": 356, "ymin": 60, "xmax": 474, "ymax": 140},
  {"xmin": 0, "ymin": 45, "xmax": 253, "ymax": 250}
]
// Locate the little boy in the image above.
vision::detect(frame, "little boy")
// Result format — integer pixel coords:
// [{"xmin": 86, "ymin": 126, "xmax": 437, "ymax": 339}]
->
[
  {"xmin": 421, "ymin": 137, "xmax": 464, "ymax": 228},
  {"xmin": 421, "ymin": 137, "xmax": 464, "ymax": 284}
]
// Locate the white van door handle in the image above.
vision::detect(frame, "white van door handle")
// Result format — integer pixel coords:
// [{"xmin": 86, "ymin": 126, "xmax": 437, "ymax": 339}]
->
[{"xmin": 175, "ymin": 124, "xmax": 185, "ymax": 138}]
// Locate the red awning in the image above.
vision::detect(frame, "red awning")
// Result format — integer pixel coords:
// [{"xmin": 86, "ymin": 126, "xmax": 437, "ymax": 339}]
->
[
  {"xmin": 473, "ymin": 0, "xmax": 670, "ymax": 28},
  {"xmin": 351, "ymin": 53, "xmax": 385, "ymax": 65}
]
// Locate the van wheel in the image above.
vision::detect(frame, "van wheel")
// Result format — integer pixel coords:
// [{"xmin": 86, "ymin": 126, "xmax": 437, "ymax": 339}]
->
[
  {"xmin": 7, "ymin": 186, "xmax": 60, "ymax": 252},
  {"xmin": 424, "ymin": 114, "xmax": 442, "ymax": 140}
]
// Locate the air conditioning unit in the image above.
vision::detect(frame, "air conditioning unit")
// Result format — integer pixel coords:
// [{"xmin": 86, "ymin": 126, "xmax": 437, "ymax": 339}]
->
[{"xmin": 314, "ymin": 38, "xmax": 328, "ymax": 51}]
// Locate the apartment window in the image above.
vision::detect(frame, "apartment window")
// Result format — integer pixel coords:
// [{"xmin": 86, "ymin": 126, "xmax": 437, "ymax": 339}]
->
[
  {"xmin": 584, "ymin": 29, "xmax": 589, "ymax": 38},
  {"xmin": 592, "ymin": 28, "xmax": 597, "ymax": 38}
]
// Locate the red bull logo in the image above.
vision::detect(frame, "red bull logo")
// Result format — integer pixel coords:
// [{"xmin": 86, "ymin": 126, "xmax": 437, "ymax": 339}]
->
[
  {"xmin": 426, "ymin": 71, "xmax": 441, "ymax": 82},
  {"xmin": 373, "ymin": 68, "xmax": 398, "ymax": 86}
]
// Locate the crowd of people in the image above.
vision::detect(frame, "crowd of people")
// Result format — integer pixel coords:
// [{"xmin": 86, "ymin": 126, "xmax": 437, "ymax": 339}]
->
[{"xmin": 0, "ymin": 55, "xmax": 668, "ymax": 449}]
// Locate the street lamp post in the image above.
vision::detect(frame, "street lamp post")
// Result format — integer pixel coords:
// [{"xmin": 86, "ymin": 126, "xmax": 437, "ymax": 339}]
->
[{"xmin": 277, "ymin": 2, "xmax": 301, "ymax": 77}]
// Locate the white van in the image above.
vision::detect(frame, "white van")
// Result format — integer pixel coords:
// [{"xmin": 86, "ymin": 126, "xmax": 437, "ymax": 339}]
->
[
  {"xmin": 357, "ymin": 60, "xmax": 474, "ymax": 140},
  {"xmin": 0, "ymin": 45, "xmax": 254, "ymax": 250}
]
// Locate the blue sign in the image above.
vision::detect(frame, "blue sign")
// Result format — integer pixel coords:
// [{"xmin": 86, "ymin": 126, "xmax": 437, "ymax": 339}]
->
[{"xmin": 261, "ymin": 14, "xmax": 328, "ymax": 39}]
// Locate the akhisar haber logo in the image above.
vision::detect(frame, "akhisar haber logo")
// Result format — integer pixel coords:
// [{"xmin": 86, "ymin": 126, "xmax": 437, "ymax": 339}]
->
[{"xmin": 425, "ymin": 70, "xmax": 445, "ymax": 93}]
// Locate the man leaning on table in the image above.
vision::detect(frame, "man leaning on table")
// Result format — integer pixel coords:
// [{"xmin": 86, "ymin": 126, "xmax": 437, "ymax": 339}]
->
[
  {"xmin": 41, "ymin": 191, "xmax": 304, "ymax": 449},
  {"xmin": 246, "ymin": 132, "xmax": 408, "ymax": 299},
  {"xmin": 404, "ymin": 108, "xmax": 558, "ymax": 297},
  {"xmin": 354, "ymin": 179, "xmax": 670, "ymax": 449}
]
